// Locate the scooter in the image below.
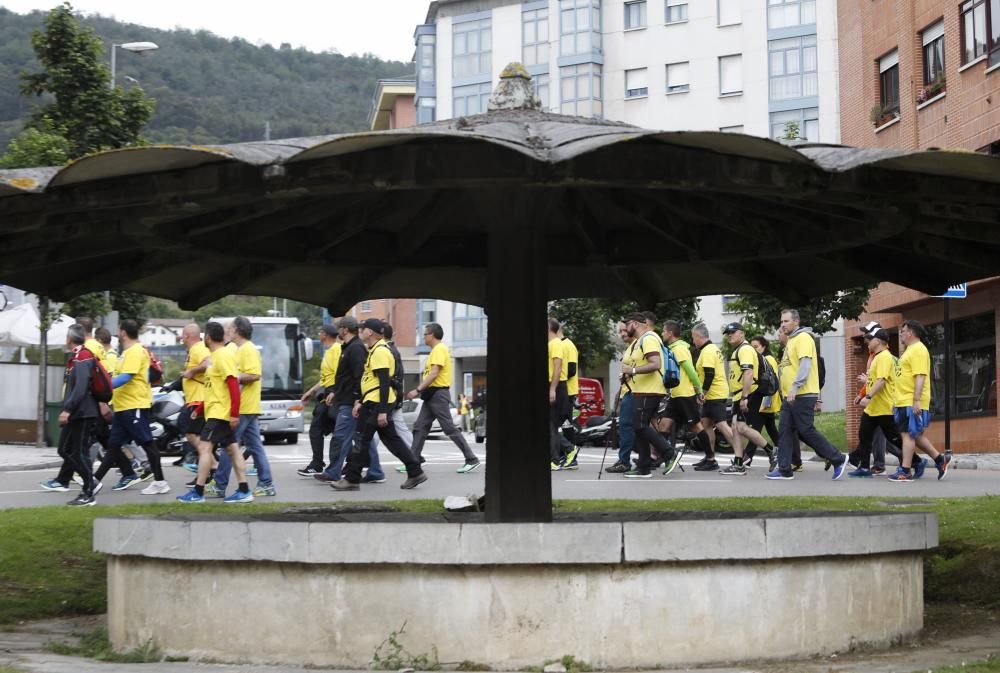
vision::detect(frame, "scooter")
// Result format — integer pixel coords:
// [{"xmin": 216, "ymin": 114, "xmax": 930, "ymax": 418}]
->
[{"xmin": 150, "ymin": 381, "xmax": 187, "ymax": 456}]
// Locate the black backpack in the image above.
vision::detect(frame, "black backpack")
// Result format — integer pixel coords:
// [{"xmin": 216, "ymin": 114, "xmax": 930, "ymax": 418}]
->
[
  {"xmin": 741, "ymin": 344, "xmax": 778, "ymax": 397},
  {"xmin": 387, "ymin": 342, "xmax": 406, "ymax": 404}
]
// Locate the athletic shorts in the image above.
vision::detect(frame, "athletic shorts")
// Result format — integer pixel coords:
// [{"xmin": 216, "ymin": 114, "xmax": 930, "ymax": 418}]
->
[
  {"xmin": 701, "ymin": 399, "xmax": 728, "ymax": 424},
  {"xmin": 108, "ymin": 408, "xmax": 153, "ymax": 447},
  {"xmin": 894, "ymin": 407, "xmax": 931, "ymax": 437},
  {"xmin": 666, "ymin": 395, "xmax": 701, "ymax": 426},
  {"xmin": 178, "ymin": 404, "xmax": 206, "ymax": 436},
  {"xmin": 200, "ymin": 418, "xmax": 236, "ymax": 449},
  {"xmin": 732, "ymin": 391, "xmax": 763, "ymax": 427}
]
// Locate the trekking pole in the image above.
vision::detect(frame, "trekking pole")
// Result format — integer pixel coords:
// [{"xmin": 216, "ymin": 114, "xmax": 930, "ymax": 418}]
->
[{"xmin": 598, "ymin": 384, "xmax": 627, "ymax": 479}]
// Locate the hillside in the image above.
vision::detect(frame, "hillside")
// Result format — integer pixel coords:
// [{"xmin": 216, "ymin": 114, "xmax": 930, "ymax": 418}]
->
[{"xmin": 0, "ymin": 7, "xmax": 413, "ymax": 150}]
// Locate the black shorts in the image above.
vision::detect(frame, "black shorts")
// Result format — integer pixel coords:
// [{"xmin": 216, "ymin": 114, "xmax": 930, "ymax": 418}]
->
[
  {"xmin": 179, "ymin": 404, "xmax": 205, "ymax": 436},
  {"xmin": 200, "ymin": 418, "xmax": 236, "ymax": 449},
  {"xmin": 732, "ymin": 391, "xmax": 764, "ymax": 426},
  {"xmin": 701, "ymin": 399, "xmax": 728, "ymax": 424},
  {"xmin": 666, "ymin": 395, "xmax": 701, "ymax": 426}
]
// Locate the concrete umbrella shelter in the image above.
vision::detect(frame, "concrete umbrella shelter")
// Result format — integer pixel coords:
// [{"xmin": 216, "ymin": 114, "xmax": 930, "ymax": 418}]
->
[{"xmin": 3, "ymin": 67, "xmax": 1000, "ymax": 521}]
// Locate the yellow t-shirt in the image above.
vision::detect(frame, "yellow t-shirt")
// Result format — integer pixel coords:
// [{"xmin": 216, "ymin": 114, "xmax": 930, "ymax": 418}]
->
[
  {"xmin": 780, "ymin": 331, "xmax": 820, "ymax": 397},
  {"xmin": 102, "ymin": 349, "xmax": 118, "ymax": 376},
  {"xmin": 84, "ymin": 338, "xmax": 106, "ymax": 363},
  {"xmin": 894, "ymin": 340, "xmax": 932, "ymax": 409},
  {"xmin": 182, "ymin": 341, "xmax": 211, "ymax": 405},
  {"xmin": 361, "ymin": 339, "xmax": 397, "ymax": 405},
  {"xmin": 112, "ymin": 343, "xmax": 152, "ymax": 411},
  {"xmin": 562, "ymin": 338, "xmax": 580, "ymax": 396},
  {"xmin": 424, "ymin": 342, "xmax": 453, "ymax": 388},
  {"xmin": 623, "ymin": 331, "xmax": 666, "ymax": 395},
  {"xmin": 226, "ymin": 342, "xmax": 238, "ymax": 355},
  {"xmin": 728, "ymin": 342, "xmax": 759, "ymax": 401},
  {"xmin": 865, "ymin": 348, "xmax": 897, "ymax": 417},
  {"xmin": 761, "ymin": 354, "xmax": 782, "ymax": 414},
  {"xmin": 548, "ymin": 338, "xmax": 567, "ymax": 383},
  {"xmin": 696, "ymin": 342, "xmax": 729, "ymax": 401},
  {"xmin": 668, "ymin": 339, "xmax": 696, "ymax": 398},
  {"xmin": 319, "ymin": 342, "xmax": 342, "ymax": 388},
  {"xmin": 237, "ymin": 340, "xmax": 262, "ymax": 415},
  {"xmin": 204, "ymin": 345, "xmax": 239, "ymax": 422}
]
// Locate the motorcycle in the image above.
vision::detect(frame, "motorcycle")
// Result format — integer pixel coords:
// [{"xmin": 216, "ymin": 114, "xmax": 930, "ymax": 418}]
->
[{"xmin": 150, "ymin": 381, "xmax": 187, "ymax": 456}]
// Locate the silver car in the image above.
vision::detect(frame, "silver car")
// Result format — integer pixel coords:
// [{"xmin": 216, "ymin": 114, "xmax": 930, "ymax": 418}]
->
[{"xmin": 400, "ymin": 398, "xmax": 463, "ymax": 436}]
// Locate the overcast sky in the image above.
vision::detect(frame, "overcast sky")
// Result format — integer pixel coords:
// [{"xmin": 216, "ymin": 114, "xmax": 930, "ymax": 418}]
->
[{"xmin": 0, "ymin": 1, "xmax": 428, "ymax": 62}]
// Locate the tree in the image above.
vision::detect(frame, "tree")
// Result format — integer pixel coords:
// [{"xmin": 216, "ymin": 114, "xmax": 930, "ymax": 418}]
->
[
  {"xmin": 111, "ymin": 290, "xmax": 148, "ymax": 325},
  {"xmin": 60, "ymin": 292, "xmax": 110, "ymax": 321},
  {"xmin": 0, "ymin": 119, "xmax": 70, "ymax": 168},
  {"xmin": 781, "ymin": 120, "xmax": 801, "ymax": 141},
  {"xmin": 726, "ymin": 286, "xmax": 876, "ymax": 336}
]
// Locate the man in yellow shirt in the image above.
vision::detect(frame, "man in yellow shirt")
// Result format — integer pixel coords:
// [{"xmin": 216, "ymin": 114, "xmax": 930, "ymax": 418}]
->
[
  {"xmin": 299, "ymin": 325, "xmax": 341, "ymax": 477},
  {"xmin": 178, "ymin": 323, "xmax": 211, "ymax": 469},
  {"xmin": 722, "ymin": 322, "xmax": 775, "ymax": 476},
  {"xmin": 691, "ymin": 323, "xmax": 734, "ymax": 471},
  {"xmin": 406, "ymin": 322, "xmax": 480, "ymax": 473},
  {"xmin": 848, "ymin": 329, "xmax": 904, "ymax": 477},
  {"xmin": 619, "ymin": 312, "xmax": 675, "ymax": 478},
  {"xmin": 334, "ymin": 319, "xmax": 427, "ymax": 491},
  {"xmin": 767, "ymin": 309, "xmax": 847, "ymax": 480},
  {"xmin": 658, "ymin": 320, "xmax": 710, "ymax": 474},
  {"xmin": 545, "ymin": 318, "xmax": 572, "ymax": 470},
  {"xmin": 889, "ymin": 320, "xmax": 951, "ymax": 482},
  {"xmin": 605, "ymin": 321, "xmax": 637, "ymax": 473},
  {"xmin": 751, "ymin": 335, "xmax": 781, "ymax": 471},
  {"xmin": 558, "ymin": 325, "xmax": 581, "ymax": 469},
  {"xmin": 209, "ymin": 316, "xmax": 275, "ymax": 498}
]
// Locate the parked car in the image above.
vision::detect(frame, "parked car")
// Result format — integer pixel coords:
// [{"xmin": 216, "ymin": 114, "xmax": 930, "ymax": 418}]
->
[{"xmin": 400, "ymin": 398, "xmax": 463, "ymax": 436}]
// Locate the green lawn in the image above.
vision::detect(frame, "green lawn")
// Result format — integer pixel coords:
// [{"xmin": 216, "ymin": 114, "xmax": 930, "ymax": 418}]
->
[
  {"xmin": 918, "ymin": 657, "xmax": 1000, "ymax": 673},
  {"xmin": 1, "ymin": 495, "xmax": 998, "ymax": 625},
  {"xmin": 815, "ymin": 410, "xmax": 847, "ymax": 451}
]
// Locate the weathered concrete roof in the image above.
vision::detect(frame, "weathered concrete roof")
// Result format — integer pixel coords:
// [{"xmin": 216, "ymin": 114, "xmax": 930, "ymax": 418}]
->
[{"xmin": 1, "ymin": 109, "xmax": 998, "ymax": 311}]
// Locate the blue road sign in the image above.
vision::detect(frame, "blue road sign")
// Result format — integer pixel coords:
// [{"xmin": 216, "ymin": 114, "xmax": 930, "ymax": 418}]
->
[{"xmin": 936, "ymin": 283, "xmax": 967, "ymax": 299}]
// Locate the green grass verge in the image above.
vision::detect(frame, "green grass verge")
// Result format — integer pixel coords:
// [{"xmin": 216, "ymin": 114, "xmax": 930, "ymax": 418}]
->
[
  {"xmin": 1, "ymin": 496, "xmax": 998, "ymax": 626},
  {"xmin": 47, "ymin": 627, "xmax": 161, "ymax": 662},
  {"xmin": 815, "ymin": 410, "xmax": 847, "ymax": 451},
  {"xmin": 917, "ymin": 655, "xmax": 1000, "ymax": 672}
]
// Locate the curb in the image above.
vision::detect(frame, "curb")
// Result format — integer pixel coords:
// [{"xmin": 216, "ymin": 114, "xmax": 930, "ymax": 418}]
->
[{"xmin": 0, "ymin": 459, "xmax": 63, "ymax": 472}]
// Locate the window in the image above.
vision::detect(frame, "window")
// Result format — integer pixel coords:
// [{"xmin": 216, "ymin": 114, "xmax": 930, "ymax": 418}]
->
[
  {"xmin": 360, "ymin": 301, "xmax": 373, "ymax": 313},
  {"xmin": 454, "ymin": 304, "xmax": 488, "ymax": 342},
  {"xmin": 879, "ymin": 49, "xmax": 900, "ymax": 114},
  {"xmin": 417, "ymin": 34, "xmax": 436, "ymax": 86},
  {"xmin": 560, "ymin": 63, "xmax": 603, "ymax": 118},
  {"xmin": 453, "ymin": 18, "xmax": 491, "ymax": 79},
  {"xmin": 665, "ymin": 0, "xmax": 688, "ymax": 23},
  {"xmin": 767, "ymin": 0, "xmax": 816, "ymax": 28},
  {"xmin": 717, "ymin": 0, "xmax": 740, "ymax": 25},
  {"xmin": 534, "ymin": 72, "xmax": 551, "ymax": 110},
  {"xmin": 768, "ymin": 35, "xmax": 818, "ymax": 101},
  {"xmin": 665, "ymin": 61, "xmax": 689, "ymax": 93},
  {"xmin": 417, "ymin": 97, "xmax": 436, "ymax": 124},
  {"xmin": 560, "ymin": 0, "xmax": 601, "ymax": 56},
  {"xmin": 927, "ymin": 312, "xmax": 997, "ymax": 419},
  {"xmin": 721, "ymin": 294, "xmax": 740, "ymax": 312},
  {"xmin": 961, "ymin": 0, "xmax": 1000, "ymax": 66},
  {"xmin": 625, "ymin": 0, "xmax": 647, "ymax": 29},
  {"xmin": 719, "ymin": 54, "xmax": 742, "ymax": 95},
  {"xmin": 993, "ymin": 0, "xmax": 1000, "ymax": 66},
  {"xmin": 769, "ymin": 107, "xmax": 818, "ymax": 141},
  {"xmin": 922, "ymin": 21, "xmax": 945, "ymax": 87},
  {"xmin": 453, "ymin": 82, "xmax": 491, "ymax": 116},
  {"xmin": 523, "ymin": 8, "xmax": 550, "ymax": 67},
  {"xmin": 625, "ymin": 67, "xmax": 648, "ymax": 98}
]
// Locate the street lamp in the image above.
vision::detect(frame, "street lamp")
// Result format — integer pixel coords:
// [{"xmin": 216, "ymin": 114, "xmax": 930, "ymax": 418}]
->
[{"xmin": 110, "ymin": 41, "xmax": 159, "ymax": 89}]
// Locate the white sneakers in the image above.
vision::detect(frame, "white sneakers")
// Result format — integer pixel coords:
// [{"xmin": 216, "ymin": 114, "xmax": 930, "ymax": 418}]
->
[{"xmin": 141, "ymin": 480, "xmax": 171, "ymax": 495}]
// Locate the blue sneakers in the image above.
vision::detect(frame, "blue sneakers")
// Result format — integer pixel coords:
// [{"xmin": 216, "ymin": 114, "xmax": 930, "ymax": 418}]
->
[
  {"xmin": 246, "ymin": 466, "xmax": 258, "ymax": 476},
  {"xmin": 40, "ymin": 479, "xmax": 70, "ymax": 492},
  {"xmin": 848, "ymin": 467, "xmax": 873, "ymax": 478},
  {"xmin": 765, "ymin": 469, "xmax": 794, "ymax": 480},
  {"xmin": 203, "ymin": 482, "xmax": 225, "ymax": 498},
  {"xmin": 913, "ymin": 457, "xmax": 927, "ymax": 480},
  {"xmin": 832, "ymin": 461, "xmax": 849, "ymax": 480},
  {"xmin": 182, "ymin": 462, "xmax": 199, "ymax": 473},
  {"xmin": 223, "ymin": 489, "xmax": 254, "ymax": 504},
  {"xmin": 111, "ymin": 475, "xmax": 141, "ymax": 491},
  {"xmin": 176, "ymin": 489, "xmax": 205, "ymax": 503}
]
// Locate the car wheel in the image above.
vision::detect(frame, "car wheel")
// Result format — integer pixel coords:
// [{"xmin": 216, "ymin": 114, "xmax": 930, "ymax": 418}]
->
[{"xmin": 284, "ymin": 433, "xmax": 298, "ymax": 445}]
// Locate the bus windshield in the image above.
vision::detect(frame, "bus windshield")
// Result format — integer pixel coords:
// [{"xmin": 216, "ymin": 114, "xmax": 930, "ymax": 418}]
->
[{"xmin": 253, "ymin": 323, "xmax": 304, "ymax": 398}]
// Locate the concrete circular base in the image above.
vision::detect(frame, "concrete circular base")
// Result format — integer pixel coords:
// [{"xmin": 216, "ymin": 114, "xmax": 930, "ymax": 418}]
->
[{"xmin": 94, "ymin": 510, "xmax": 937, "ymax": 670}]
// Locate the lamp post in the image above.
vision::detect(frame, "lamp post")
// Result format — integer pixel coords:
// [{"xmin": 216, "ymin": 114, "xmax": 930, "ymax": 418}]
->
[{"xmin": 109, "ymin": 41, "xmax": 159, "ymax": 89}]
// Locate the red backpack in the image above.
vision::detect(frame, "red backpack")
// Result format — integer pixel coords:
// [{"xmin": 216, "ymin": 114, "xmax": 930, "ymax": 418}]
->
[
  {"xmin": 77, "ymin": 348, "xmax": 113, "ymax": 403},
  {"xmin": 145, "ymin": 346, "xmax": 164, "ymax": 386}
]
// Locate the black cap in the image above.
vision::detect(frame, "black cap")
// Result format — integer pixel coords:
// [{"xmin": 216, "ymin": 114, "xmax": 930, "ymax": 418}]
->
[
  {"xmin": 320, "ymin": 324, "xmax": 338, "ymax": 338},
  {"xmin": 870, "ymin": 328, "xmax": 891, "ymax": 343},
  {"xmin": 360, "ymin": 318, "xmax": 385, "ymax": 335},
  {"xmin": 861, "ymin": 320, "xmax": 882, "ymax": 336},
  {"xmin": 722, "ymin": 322, "xmax": 744, "ymax": 335},
  {"xmin": 622, "ymin": 312, "xmax": 646, "ymax": 324},
  {"xmin": 336, "ymin": 315, "xmax": 358, "ymax": 331}
]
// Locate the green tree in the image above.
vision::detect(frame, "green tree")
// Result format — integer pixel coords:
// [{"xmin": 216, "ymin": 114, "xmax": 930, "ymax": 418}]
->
[
  {"xmin": 60, "ymin": 292, "xmax": 110, "ymax": 321},
  {"xmin": 726, "ymin": 287, "xmax": 875, "ymax": 336},
  {"xmin": 19, "ymin": 3, "xmax": 155, "ymax": 158},
  {"xmin": 111, "ymin": 290, "xmax": 148, "ymax": 325},
  {"xmin": 781, "ymin": 120, "xmax": 801, "ymax": 141},
  {"xmin": 0, "ymin": 119, "xmax": 70, "ymax": 168}
]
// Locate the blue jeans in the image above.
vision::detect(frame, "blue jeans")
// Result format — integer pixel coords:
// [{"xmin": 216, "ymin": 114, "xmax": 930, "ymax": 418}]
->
[
  {"xmin": 216, "ymin": 415, "xmax": 273, "ymax": 490},
  {"xmin": 324, "ymin": 405, "xmax": 381, "ymax": 481},
  {"xmin": 618, "ymin": 393, "xmax": 635, "ymax": 465}
]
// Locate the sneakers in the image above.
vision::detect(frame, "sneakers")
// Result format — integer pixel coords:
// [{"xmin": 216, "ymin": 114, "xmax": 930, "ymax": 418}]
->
[
  {"xmin": 663, "ymin": 451, "xmax": 683, "ymax": 476},
  {"xmin": 176, "ymin": 489, "xmax": 206, "ymax": 503},
  {"xmin": 937, "ymin": 454, "xmax": 951, "ymax": 480},
  {"xmin": 693, "ymin": 458, "xmax": 720, "ymax": 472},
  {"xmin": 140, "ymin": 480, "xmax": 171, "ymax": 495},
  {"xmin": 182, "ymin": 462, "xmax": 199, "ymax": 473},
  {"xmin": 721, "ymin": 460, "xmax": 747, "ymax": 476},
  {"xmin": 246, "ymin": 466, "xmax": 258, "ymax": 477},
  {"xmin": 564, "ymin": 446, "xmax": 580, "ymax": 466},
  {"xmin": 765, "ymin": 469, "xmax": 794, "ymax": 480},
  {"xmin": 400, "ymin": 473, "xmax": 428, "ymax": 489},
  {"xmin": 888, "ymin": 468, "xmax": 913, "ymax": 482},
  {"xmin": 253, "ymin": 483, "xmax": 277, "ymax": 497},
  {"xmin": 203, "ymin": 483, "xmax": 225, "ymax": 498},
  {"xmin": 623, "ymin": 469, "xmax": 652, "ymax": 479},
  {"xmin": 395, "ymin": 465, "xmax": 408, "ymax": 473},
  {"xmin": 847, "ymin": 468, "xmax": 873, "ymax": 478},
  {"xmin": 92, "ymin": 480, "xmax": 104, "ymax": 496},
  {"xmin": 561, "ymin": 460, "xmax": 579, "ymax": 471},
  {"xmin": 457, "ymin": 461, "xmax": 482, "ymax": 474},
  {"xmin": 313, "ymin": 473, "xmax": 336, "ymax": 483},
  {"xmin": 40, "ymin": 479, "xmax": 70, "ymax": 492},
  {"xmin": 136, "ymin": 469, "xmax": 154, "ymax": 483},
  {"xmin": 792, "ymin": 463, "xmax": 804, "ymax": 472},
  {"xmin": 330, "ymin": 479, "xmax": 360, "ymax": 491},
  {"xmin": 296, "ymin": 466, "xmax": 323, "ymax": 477},
  {"xmin": 871, "ymin": 466, "xmax": 886, "ymax": 476},
  {"xmin": 223, "ymin": 489, "xmax": 254, "ymax": 504},
  {"xmin": 72, "ymin": 475, "xmax": 85, "ymax": 486},
  {"xmin": 604, "ymin": 461, "xmax": 628, "ymax": 473},
  {"xmin": 67, "ymin": 494, "xmax": 95, "ymax": 507},
  {"xmin": 111, "ymin": 475, "xmax": 141, "ymax": 491},
  {"xmin": 832, "ymin": 461, "xmax": 849, "ymax": 481},
  {"xmin": 362, "ymin": 474, "xmax": 387, "ymax": 483},
  {"xmin": 550, "ymin": 461, "xmax": 562, "ymax": 471},
  {"xmin": 824, "ymin": 459, "xmax": 832, "ymax": 472},
  {"xmin": 913, "ymin": 457, "xmax": 927, "ymax": 480}
]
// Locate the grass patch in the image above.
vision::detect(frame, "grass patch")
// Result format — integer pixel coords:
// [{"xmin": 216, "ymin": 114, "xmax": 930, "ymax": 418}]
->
[
  {"xmin": 47, "ymin": 627, "xmax": 160, "ymax": 662},
  {"xmin": 814, "ymin": 410, "xmax": 847, "ymax": 451},
  {"xmin": 916, "ymin": 655, "xmax": 1000, "ymax": 672},
  {"xmin": 0, "ymin": 666, "xmax": 28, "ymax": 673},
  {"xmin": 2, "ymin": 496, "xmax": 999, "ymax": 625}
]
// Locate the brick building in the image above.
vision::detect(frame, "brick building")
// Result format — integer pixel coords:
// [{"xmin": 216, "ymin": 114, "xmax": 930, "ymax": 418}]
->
[{"xmin": 838, "ymin": 0, "xmax": 999, "ymax": 152}]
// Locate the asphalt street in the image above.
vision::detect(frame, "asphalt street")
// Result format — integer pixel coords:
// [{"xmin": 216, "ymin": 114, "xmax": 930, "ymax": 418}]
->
[{"xmin": 1, "ymin": 434, "xmax": 996, "ymax": 509}]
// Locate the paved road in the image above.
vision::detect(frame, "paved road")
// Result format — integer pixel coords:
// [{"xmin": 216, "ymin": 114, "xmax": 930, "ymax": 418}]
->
[{"xmin": 0, "ymin": 435, "xmax": 995, "ymax": 509}]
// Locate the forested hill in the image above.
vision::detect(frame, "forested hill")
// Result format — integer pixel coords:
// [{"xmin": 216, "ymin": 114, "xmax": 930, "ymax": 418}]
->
[{"xmin": 0, "ymin": 7, "xmax": 413, "ymax": 149}]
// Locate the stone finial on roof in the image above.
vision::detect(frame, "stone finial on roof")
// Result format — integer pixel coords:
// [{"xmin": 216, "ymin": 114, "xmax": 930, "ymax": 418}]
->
[{"xmin": 487, "ymin": 63, "xmax": 542, "ymax": 112}]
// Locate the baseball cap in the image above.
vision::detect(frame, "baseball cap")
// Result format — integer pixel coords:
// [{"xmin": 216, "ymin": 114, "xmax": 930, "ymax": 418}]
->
[
  {"xmin": 870, "ymin": 328, "xmax": 891, "ymax": 343},
  {"xmin": 621, "ymin": 312, "xmax": 647, "ymax": 324},
  {"xmin": 722, "ymin": 322, "xmax": 744, "ymax": 335},
  {"xmin": 861, "ymin": 321, "xmax": 881, "ymax": 336},
  {"xmin": 320, "ymin": 324, "xmax": 338, "ymax": 338},
  {"xmin": 335, "ymin": 316, "xmax": 358, "ymax": 331},
  {"xmin": 360, "ymin": 318, "xmax": 385, "ymax": 334}
]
